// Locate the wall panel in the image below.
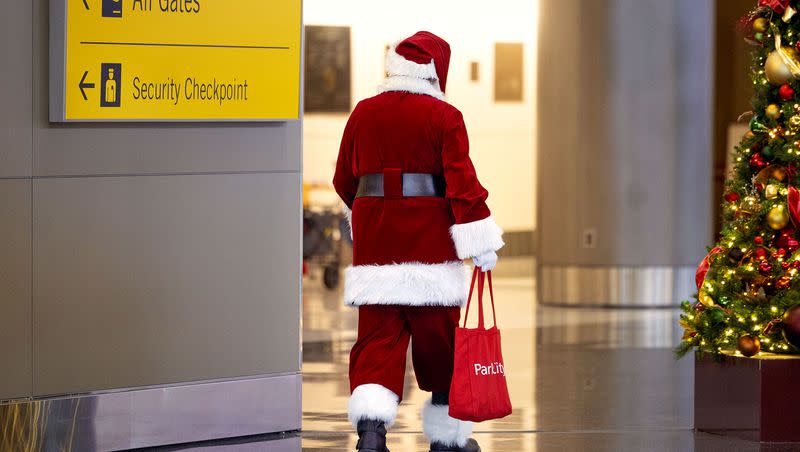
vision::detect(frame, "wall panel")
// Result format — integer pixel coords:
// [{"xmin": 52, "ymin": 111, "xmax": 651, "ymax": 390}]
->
[
  {"xmin": 0, "ymin": 180, "xmax": 32, "ymax": 400},
  {"xmin": 33, "ymin": 173, "xmax": 300, "ymax": 396},
  {"xmin": 0, "ymin": 0, "xmax": 33, "ymax": 178}
]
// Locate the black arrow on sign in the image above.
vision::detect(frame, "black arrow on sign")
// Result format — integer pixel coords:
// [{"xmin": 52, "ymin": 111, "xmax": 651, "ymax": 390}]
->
[
  {"xmin": 78, "ymin": 71, "xmax": 95, "ymax": 100},
  {"xmin": 82, "ymin": 0, "xmax": 90, "ymax": 10}
]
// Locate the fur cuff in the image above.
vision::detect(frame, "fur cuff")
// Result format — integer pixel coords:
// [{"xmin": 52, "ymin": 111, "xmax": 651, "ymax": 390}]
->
[
  {"xmin": 343, "ymin": 205, "xmax": 353, "ymax": 240},
  {"xmin": 344, "ymin": 262, "xmax": 469, "ymax": 307},
  {"xmin": 348, "ymin": 384, "xmax": 400, "ymax": 428},
  {"xmin": 422, "ymin": 399, "xmax": 473, "ymax": 447},
  {"xmin": 378, "ymin": 75, "xmax": 445, "ymax": 100},
  {"xmin": 449, "ymin": 216, "xmax": 505, "ymax": 259}
]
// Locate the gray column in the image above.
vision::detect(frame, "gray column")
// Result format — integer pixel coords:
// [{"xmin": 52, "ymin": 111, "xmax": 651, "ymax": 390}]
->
[{"xmin": 537, "ymin": 0, "xmax": 714, "ymax": 307}]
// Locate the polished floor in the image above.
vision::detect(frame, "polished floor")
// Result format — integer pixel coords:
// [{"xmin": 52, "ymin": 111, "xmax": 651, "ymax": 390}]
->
[
  {"xmin": 168, "ymin": 261, "xmax": 798, "ymax": 451},
  {"xmin": 298, "ymin": 262, "xmax": 796, "ymax": 452}
]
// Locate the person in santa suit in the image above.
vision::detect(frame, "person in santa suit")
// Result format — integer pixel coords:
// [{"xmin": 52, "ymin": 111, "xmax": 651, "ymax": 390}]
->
[{"xmin": 333, "ymin": 31, "xmax": 504, "ymax": 452}]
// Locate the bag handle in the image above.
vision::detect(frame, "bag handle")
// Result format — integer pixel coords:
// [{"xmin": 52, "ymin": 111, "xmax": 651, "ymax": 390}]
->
[
  {"xmin": 463, "ymin": 267, "xmax": 498, "ymax": 329},
  {"xmin": 464, "ymin": 267, "xmax": 478, "ymax": 326},
  {"xmin": 487, "ymin": 270, "xmax": 498, "ymax": 327}
]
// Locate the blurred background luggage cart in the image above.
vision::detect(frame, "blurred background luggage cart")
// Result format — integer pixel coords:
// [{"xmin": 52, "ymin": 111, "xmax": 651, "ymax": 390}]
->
[{"xmin": 303, "ymin": 182, "xmax": 352, "ymax": 290}]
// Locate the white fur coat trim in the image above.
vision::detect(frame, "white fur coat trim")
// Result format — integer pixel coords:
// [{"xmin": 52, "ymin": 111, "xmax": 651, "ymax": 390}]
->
[
  {"xmin": 348, "ymin": 384, "xmax": 400, "ymax": 428},
  {"xmin": 385, "ymin": 44, "xmax": 439, "ymax": 81},
  {"xmin": 344, "ymin": 261, "xmax": 469, "ymax": 307},
  {"xmin": 378, "ymin": 75, "xmax": 445, "ymax": 100},
  {"xmin": 449, "ymin": 216, "xmax": 505, "ymax": 259},
  {"xmin": 423, "ymin": 399, "xmax": 473, "ymax": 447}
]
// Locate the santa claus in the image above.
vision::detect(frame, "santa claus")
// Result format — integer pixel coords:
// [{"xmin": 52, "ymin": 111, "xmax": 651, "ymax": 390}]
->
[{"xmin": 333, "ymin": 31, "xmax": 504, "ymax": 452}]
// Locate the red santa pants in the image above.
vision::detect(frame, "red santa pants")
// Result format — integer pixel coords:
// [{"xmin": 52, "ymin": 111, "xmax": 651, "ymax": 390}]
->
[{"xmin": 349, "ymin": 305, "xmax": 461, "ymax": 401}]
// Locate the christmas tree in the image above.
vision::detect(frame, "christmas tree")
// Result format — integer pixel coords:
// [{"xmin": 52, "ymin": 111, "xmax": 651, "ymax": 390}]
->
[{"xmin": 678, "ymin": 0, "xmax": 800, "ymax": 358}]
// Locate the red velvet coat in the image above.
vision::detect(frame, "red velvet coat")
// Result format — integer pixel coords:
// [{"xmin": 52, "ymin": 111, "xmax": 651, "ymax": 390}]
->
[{"xmin": 334, "ymin": 77, "xmax": 503, "ymax": 307}]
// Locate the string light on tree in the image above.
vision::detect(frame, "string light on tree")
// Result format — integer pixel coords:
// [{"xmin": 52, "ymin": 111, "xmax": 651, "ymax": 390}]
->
[{"xmin": 678, "ymin": 0, "xmax": 800, "ymax": 359}]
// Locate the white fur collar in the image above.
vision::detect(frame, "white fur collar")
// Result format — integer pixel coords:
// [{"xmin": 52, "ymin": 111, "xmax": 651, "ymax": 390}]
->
[{"xmin": 377, "ymin": 75, "xmax": 445, "ymax": 100}]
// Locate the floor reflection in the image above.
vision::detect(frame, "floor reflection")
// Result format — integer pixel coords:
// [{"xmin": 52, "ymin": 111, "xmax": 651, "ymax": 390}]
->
[
  {"xmin": 164, "ymin": 262, "xmax": 793, "ymax": 451},
  {"xmin": 301, "ymin": 262, "xmax": 788, "ymax": 451}
]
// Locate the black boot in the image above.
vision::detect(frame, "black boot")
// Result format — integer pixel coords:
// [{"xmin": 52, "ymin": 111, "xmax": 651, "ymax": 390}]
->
[
  {"xmin": 356, "ymin": 419, "xmax": 390, "ymax": 452},
  {"xmin": 430, "ymin": 438, "xmax": 481, "ymax": 452}
]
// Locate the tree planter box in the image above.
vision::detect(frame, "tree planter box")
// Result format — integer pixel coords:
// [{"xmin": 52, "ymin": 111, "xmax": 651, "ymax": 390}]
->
[{"xmin": 696, "ymin": 353, "xmax": 800, "ymax": 442}]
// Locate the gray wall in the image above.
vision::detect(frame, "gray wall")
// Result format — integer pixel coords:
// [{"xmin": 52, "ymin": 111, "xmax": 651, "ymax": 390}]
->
[
  {"xmin": 1, "ymin": 0, "xmax": 301, "ymax": 400},
  {"xmin": 537, "ymin": 0, "xmax": 714, "ymax": 268}
]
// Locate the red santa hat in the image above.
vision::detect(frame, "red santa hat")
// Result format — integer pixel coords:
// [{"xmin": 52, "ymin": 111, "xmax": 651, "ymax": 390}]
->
[{"xmin": 385, "ymin": 31, "xmax": 451, "ymax": 95}]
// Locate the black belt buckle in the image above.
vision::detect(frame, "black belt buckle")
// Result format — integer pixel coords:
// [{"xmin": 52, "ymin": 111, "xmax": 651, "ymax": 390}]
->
[
  {"xmin": 402, "ymin": 173, "xmax": 445, "ymax": 197},
  {"xmin": 356, "ymin": 174, "xmax": 383, "ymax": 198}
]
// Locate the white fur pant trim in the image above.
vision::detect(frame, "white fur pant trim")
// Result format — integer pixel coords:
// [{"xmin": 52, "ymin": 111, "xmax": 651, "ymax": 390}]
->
[
  {"xmin": 423, "ymin": 398, "xmax": 473, "ymax": 447},
  {"xmin": 348, "ymin": 384, "xmax": 400, "ymax": 428}
]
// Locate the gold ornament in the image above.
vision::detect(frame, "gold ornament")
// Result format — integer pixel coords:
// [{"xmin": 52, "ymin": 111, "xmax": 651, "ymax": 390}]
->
[
  {"xmin": 773, "ymin": 166, "xmax": 788, "ymax": 181},
  {"xmin": 745, "ymin": 130, "xmax": 756, "ymax": 140},
  {"xmin": 766, "ymin": 49, "xmax": 798, "ymax": 85},
  {"xmin": 738, "ymin": 335, "xmax": 762, "ymax": 357},
  {"xmin": 767, "ymin": 104, "xmax": 782, "ymax": 120},
  {"xmin": 740, "ymin": 196, "xmax": 760, "ymax": 215},
  {"xmin": 756, "ymin": 165, "xmax": 788, "ymax": 184},
  {"xmin": 768, "ymin": 204, "xmax": 791, "ymax": 230},
  {"xmin": 754, "ymin": 18, "xmax": 770, "ymax": 33},
  {"xmin": 765, "ymin": 184, "xmax": 780, "ymax": 199},
  {"xmin": 698, "ymin": 290, "xmax": 715, "ymax": 307}
]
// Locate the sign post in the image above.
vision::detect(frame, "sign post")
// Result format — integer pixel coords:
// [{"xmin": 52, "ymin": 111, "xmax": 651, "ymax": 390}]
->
[{"xmin": 50, "ymin": 0, "xmax": 302, "ymax": 122}]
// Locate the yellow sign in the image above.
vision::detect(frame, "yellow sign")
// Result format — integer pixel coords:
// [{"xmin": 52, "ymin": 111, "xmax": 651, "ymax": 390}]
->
[{"xmin": 56, "ymin": 0, "xmax": 301, "ymax": 121}]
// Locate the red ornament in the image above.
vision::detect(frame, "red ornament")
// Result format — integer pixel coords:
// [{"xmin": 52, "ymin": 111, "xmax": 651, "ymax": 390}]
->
[
  {"xmin": 781, "ymin": 84, "xmax": 797, "ymax": 101},
  {"xmin": 760, "ymin": 261, "xmax": 774, "ymax": 275},
  {"xmin": 756, "ymin": 183, "xmax": 765, "ymax": 192},
  {"xmin": 777, "ymin": 248, "xmax": 788, "ymax": 258},
  {"xmin": 776, "ymin": 227, "xmax": 800, "ymax": 252},
  {"xmin": 756, "ymin": 236, "xmax": 765, "ymax": 245},
  {"xmin": 760, "ymin": 0, "xmax": 791, "ymax": 14},
  {"xmin": 783, "ymin": 261, "xmax": 791, "ymax": 269},
  {"xmin": 794, "ymin": 260, "xmax": 800, "ymax": 269},
  {"xmin": 725, "ymin": 192, "xmax": 741, "ymax": 203},
  {"xmin": 783, "ymin": 305, "xmax": 800, "ymax": 348},
  {"xmin": 788, "ymin": 186, "xmax": 800, "ymax": 226},
  {"xmin": 777, "ymin": 276, "xmax": 793, "ymax": 289},
  {"xmin": 756, "ymin": 247, "xmax": 770, "ymax": 260},
  {"xmin": 750, "ymin": 153, "xmax": 768, "ymax": 171}
]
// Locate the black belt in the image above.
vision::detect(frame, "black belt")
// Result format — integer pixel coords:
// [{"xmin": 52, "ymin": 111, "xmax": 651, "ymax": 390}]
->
[{"xmin": 355, "ymin": 172, "xmax": 446, "ymax": 198}]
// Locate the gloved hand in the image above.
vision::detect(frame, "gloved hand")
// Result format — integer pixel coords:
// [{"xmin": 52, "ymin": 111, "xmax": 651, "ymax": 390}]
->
[{"xmin": 472, "ymin": 251, "xmax": 498, "ymax": 272}]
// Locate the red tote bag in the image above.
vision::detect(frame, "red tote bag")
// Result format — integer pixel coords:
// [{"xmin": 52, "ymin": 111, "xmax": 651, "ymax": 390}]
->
[{"xmin": 449, "ymin": 268, "xmax": 513, "ymax": 422}]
